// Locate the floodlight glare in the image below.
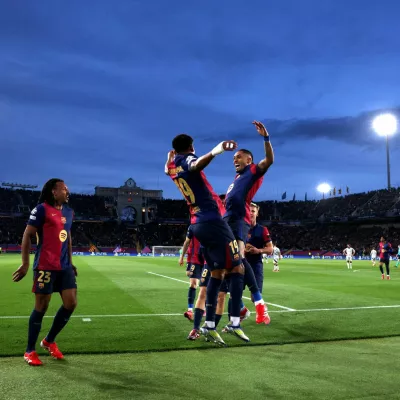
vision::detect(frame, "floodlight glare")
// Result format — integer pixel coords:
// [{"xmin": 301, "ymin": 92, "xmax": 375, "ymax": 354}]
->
[
  {"xmin": 373, "ymin": 113, "xmax": 397, "ymax": 137},
  {"xmin": 317, "ymin": 183, "xmax": 331, "ymax": 194}
]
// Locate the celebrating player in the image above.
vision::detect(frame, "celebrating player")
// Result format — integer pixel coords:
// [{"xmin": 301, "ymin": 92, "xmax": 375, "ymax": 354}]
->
[
  {"xmin": 378, "ymin": 236, "xmax": 392, "ymax": 280},
  {"xmin": 12, "ymin": 179, "xmax": 77, "ymax": 366},
  {"xmin": 179, "ymin": 226, "xmax": 204, "ymax": 321},
  {"xmin": 272, "ymin": 245, "xmax": 281, "ymax": 272},
  {"xmin": 343, "ymin": 244, "xmax": 355, "ymax": 269},
  {"xmin": 223, "ymin": 121, "xmax": 274, "ymax": 329},
  {"xmin": 370, "ymin": 248, "xmax": 377, "ymax": 266},
  {"xmin": 244, "ymin": 203, "xmax": 273, "ymax": 293},
  {"xmin": 166, "ymin": 134, "xmax": 249, "ymax": 345}
]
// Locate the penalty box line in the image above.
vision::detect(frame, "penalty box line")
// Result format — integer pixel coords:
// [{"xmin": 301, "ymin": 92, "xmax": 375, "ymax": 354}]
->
[
  {"xmin": 2, "ymin": 305, "xmax": 400, "ymax": 320},
  {"xmin": 147, "ymin": 271, "xmax": 296, "ymax": 311}
]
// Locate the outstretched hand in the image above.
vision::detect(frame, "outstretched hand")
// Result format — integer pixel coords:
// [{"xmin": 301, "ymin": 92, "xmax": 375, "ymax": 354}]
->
[
  {"xmin": 252, "ymin": 121, "xmax": 269, "ymax": 137},
  {"xmin": 12, "ymin": 264, "xmax": 29, "ymax": 282}
]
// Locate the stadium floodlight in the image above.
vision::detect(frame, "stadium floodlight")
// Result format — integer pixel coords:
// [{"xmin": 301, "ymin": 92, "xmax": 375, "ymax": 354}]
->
[
  {"xmin": 317, "ymin": 183, "xmax": 331, "ymax": 199},
  {"xmin": 373, "ymin": 113, "xmax": 398, "ymax": 190}
]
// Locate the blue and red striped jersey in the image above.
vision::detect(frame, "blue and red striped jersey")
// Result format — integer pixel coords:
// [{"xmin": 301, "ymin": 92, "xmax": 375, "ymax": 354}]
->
[
  {"xmin": 245, "ymin": 223, "xmax": 271, "ymax": 264},
  {"xmin": 27, "ymin": 203, "xmax": 74, "ymax": 270},
  {"xmin": 379, "ymin": 241, "xmax": 392, "ymax": 260},
  {"xmin": 224, "ymin": 163, "xmax": 264, "ymax": 224},
  {"xmin": 186, "ymin": 225, "xmax": 203, "ymax": 265},
  {"xmin": 167, "ymin": 153, "xmax": 225, "ymax": 224}
]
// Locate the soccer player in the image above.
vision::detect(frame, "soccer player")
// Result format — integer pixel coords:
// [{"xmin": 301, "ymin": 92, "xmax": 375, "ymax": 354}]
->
[
  {"xmin": 395, "ymin": 245, "xmax": 400, "ymax": 268},
  {"xmin": 343, "ymin": 244, "xmax": 355, "ymax": 269},
  {"xmin": 179, "ymin": 226, "xmax": 204, "ymax": 321},
  {"xmin": 262, "ymin": 254, "xmax": 269, "ymax": 264},
  {"xmin": 370, "ymin": 248, "xmax": 377, "ymax": 266},
  {"xmin": 244, "ymin": 202, "xmax": 273, "ymax": 294},
  {"xmin": 166, "ymin": 135, "xmax": 249, "ymax": 345},
  {"xmin": 378, "ymin": 236, "xmax": 392, "ymax": 280},
  {"xmin": 12, "ymin": 179, "xmax": 77, "ymax": 366},
  {"xmin": 272, "ymin": 245, "xmax": 281, "ymax": 272},
  {"xmin": 223, "ymin": 121, "xmax": 274, "ymax": 328}
]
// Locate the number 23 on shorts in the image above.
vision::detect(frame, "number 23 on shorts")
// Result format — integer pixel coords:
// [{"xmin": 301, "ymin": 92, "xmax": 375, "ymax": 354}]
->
[{"xmin": 37, "ymin": 271, "xmax": 51, "ymax": 283}]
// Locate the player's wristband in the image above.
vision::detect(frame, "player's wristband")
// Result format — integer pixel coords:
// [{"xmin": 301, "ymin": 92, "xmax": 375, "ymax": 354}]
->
[
  {"xmin": 211, "ymin": 142, "xmax": 225, "ymax": 156},
  {"xmin": 263, "ymin": 136, "xmax": 270, "ymax": 142}
]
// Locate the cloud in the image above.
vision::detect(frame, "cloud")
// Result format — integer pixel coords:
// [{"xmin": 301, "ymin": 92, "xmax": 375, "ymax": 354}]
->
[{"xmin": 199, "ymin": 108, "xmax": 400, "ymax": 146}]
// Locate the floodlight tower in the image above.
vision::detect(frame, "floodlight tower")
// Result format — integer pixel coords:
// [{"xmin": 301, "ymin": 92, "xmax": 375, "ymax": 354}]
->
[
  {"xmin": 317, "ymin": 183, "xmax": 331, "ymax": 199},
  {"xmin": 373, "ymin": 113, "xmax": 397, "ymax": 190}
]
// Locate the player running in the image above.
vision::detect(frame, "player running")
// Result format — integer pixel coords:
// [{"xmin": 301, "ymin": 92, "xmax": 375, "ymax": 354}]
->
[
  {"xmin": 272, "ymin": 246, "xmax": 281, "ymax": 272},
  {"xmin": 166, "ymin": 134, "xmax": 249, "ymax": 345},
  {"xmin": 179, "ymin": 226, "xmax": 204, "ymax": 321},
  {"xmin": 378, "ymin": 236, "xmax": 392, "ymax": 280},
  {"xmin": 12, "ymin": 179, "xmax": 77, "ymax": 366},
  {"xmin": 370, "ymin": 248, "xmax": 377, "ymax": 266},
  {"xmin": 343, "ymin": 244, "xmax": 355, "ymax": 269},
  {"xmin": 223, "ymin": 121, "xmax": 274, "ymax": 329}
]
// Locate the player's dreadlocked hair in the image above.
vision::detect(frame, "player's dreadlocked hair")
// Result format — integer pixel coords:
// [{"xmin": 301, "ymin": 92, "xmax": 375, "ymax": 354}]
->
[
  {"xmin": 38, "ymin": 178, "xmax": 64, "ymax": 205},
  {"xmin": 238, "ymin": 149, "xmax": 253, "ymax": 161},
  {"xmin": 172, "ymin": 134, "xmax": 194, "ymax": 153}
]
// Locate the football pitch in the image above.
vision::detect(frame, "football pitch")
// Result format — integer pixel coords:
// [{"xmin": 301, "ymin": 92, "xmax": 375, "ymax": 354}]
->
[{"xmin": 1, "ymin": 254, "xmax": 400, "ymax": 400}]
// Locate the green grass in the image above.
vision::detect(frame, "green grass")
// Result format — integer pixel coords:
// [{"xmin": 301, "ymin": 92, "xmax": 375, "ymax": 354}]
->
[{"xmin": 1, "ymin": 254, "xmax": 400, "ymax": 399}]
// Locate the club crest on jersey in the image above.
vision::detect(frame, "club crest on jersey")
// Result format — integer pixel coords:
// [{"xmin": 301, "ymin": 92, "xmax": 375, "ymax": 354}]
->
[
  {"xmin": 61, "ymin": 217, "xmax": 66, "ymax": 224},
  {"xmin": 59, "ymin": 230, "xmax": 68, "ymax": 242},
  {"xmin": 227, "ymin": 183, "xmax": 234, "ymax": 194}
]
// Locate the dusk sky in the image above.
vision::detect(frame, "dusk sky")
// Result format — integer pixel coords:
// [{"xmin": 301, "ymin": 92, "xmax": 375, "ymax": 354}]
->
[{"xmin": 1, "ymin": 0, "xmax": 400, "ymax": 200}]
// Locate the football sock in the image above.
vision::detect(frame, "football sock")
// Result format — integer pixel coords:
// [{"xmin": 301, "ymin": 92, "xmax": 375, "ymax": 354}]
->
[
  {"xmin": 243, "ymin": 258, "xmax": 263, "ymax": 302},
  {"xmin": 379, "ymin": 265, "xmax": 384, "ymax": 274},
  {"xmin": 229, "ymin": 272, "xmax": 244, "ymax": 325},
  {"xmin": 193, "ymin": 308, "xmax": 204, "ymax": 330},
  {"xmin": 188, "ymin": 287, "xmax": 196, "ymax": 310},
  {"xmin": 45, "ymin": 306, "xmax": 73, "ymax": 343},
  {"xmin": 215, "ymin": 314, "xmax": 222, "ymax": 328},
  {"xmin": 27, "ymin": 310, "xmax": 45, "ymax": 353},
  {"xmin": 385, "ymin": 264, "xmax": 390, "ymax": 276},
  {"xmin": 205, "ymin": 277, "xmax": 222, "ymax": 328}
]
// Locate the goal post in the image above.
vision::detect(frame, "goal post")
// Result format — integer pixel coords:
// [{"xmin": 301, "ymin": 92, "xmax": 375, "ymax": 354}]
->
[{"xmin": 152, "ymin": 246, "xmax": 182, "ymax": 257}]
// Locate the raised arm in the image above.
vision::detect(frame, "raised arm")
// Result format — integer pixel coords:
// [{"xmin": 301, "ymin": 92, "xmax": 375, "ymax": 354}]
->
[
  {"xmin": 253, "ymin": 121, "xmax": 274, "ymax": 174},
  {"xmin": 165, "ymin": 150, "xmax": 176, "ymax": 175},
  {"xmin": 188, "ymin": 141, "xmax": 237, "ymax": 172}
]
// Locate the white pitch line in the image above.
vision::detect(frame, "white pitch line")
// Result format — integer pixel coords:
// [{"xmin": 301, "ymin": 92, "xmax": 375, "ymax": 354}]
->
[
  {"xmin": 1, "ymin": 305, "xmax": 400, "ymax": 320},
  {"xmin": 148, "ymin": 271, "xmax": 295, "ymax": 311}
]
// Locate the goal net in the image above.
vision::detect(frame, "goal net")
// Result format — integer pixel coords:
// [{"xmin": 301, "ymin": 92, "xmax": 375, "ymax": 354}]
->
[{"xmin": 152, "ymin": 246, "xmax": 182, "ymax": 257}]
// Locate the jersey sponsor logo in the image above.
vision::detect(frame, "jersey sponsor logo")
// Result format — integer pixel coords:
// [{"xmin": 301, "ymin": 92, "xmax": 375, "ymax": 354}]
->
[
  {"xmin": 59, "ymin": 230, "xmax": 68, "ymax": 242},
  {"xmin": 31, "ymin": 207, "xmax": 37, "ymax": 215},
  {"xmin": 227, "ymin": 183, "xmax": 234, "ymax": 194},
  {"xmin": 29, "ymin": 215, "xmax": 36, "ymax": 220},
  {"xmin": 61, "ymin": 217, "xmax": 66, "ymax": 224},
  {"xmin": 52, "ymin": 213, "xmax": 57, "ymax": 217}
]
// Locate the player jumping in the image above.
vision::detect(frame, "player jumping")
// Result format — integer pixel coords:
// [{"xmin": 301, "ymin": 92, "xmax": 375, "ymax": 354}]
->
[
  {"xmin": 223, "ymin": 121, "xmax": 274, "ymax": 330},
  {"xmin": 343, "ymin": 244, "xmax": 355, "ymax": 269},
  {"xmin": 378, "ymin": 236, "xmax": 392, "ymax": 280},
  {"xmin": 166, "ymin": 134, "xmax": 249, "ymax": 345},
  {"xmin": 12, "ymin": 179, "xmax": 77, "ymax": 366},
  {"xmin": 370, "ymin": 248, "xmax": 377, "ymax": 266}
]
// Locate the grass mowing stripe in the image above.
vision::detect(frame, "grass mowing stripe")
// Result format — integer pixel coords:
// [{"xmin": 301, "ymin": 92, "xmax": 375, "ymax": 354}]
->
[
  {"xmin": 2, "ymin": 304, "xmax": 400, "ymax": 319},
  {"xmin": 148, "ymin": 271, "xmax": 296, "ymax": 310}
]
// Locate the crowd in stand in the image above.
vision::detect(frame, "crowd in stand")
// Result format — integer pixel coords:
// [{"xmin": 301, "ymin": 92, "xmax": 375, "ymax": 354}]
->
[{"xmin": 1, "ymin": 186, "xmax": 400, "ymax": 254}]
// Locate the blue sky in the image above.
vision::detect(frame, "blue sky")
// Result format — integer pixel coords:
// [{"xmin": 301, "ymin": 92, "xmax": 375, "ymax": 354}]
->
[{"xmin": 1, "ymin": 0, "xmax": 400, "ymax": 200}]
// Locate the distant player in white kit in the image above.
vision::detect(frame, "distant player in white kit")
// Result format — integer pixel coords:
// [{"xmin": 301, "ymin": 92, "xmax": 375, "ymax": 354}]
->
[
  {"xmin": 343, "ymin": 244, "xmax": 355, "ymax": 269},
  {"xmin": 262, "ymin": 254, "xmax": 269, "ymax": 264},
  {"xmin": 370, "ymin": 248, "xmax": 377, "ymax": 266},
  {"xmin": 272, "ymin": 246, "xmax": 281, "ymax": 272}
]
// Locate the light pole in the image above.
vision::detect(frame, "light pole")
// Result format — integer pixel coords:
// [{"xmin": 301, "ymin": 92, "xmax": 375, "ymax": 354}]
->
[
  {"xmin": 373, "ymin": 113, "xmax": 397, "ymax": 190},
  {"xmin": 317, "ymin": 183, "xmax": 331, "ymax": 199}
]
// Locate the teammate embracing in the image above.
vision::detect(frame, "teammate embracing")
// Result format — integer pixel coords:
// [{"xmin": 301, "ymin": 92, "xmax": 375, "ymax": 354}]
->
[{"xmin": 223, "ymin": 121, "xmax": 274, "ymax": 329}]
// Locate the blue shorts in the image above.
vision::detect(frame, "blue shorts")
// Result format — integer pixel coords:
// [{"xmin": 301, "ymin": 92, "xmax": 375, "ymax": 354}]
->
[
  {"xmin": 224, "ymin": 217, "xmax": 250, "ymax": 244},
  {"xmin": 250, "ymin": 261, "xmax": 264, "ymax": 293},
  {"xmin": 187, "ymin": 263, "xmax": 202, "ymax": 280},
  {"xmin": 191, "ymin": 219, "xmax": 241, "ymax": 271},
  {"xmin": 32, "ymin": 268, "xmax": 77, "ymax": 294},
  {"xmin": 380, "ymin": 258, "xmax": 389, "ymax": 266},
  {"xmin": 199, "ymin": 264, "xmax": 211, "ymax": 287}
]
